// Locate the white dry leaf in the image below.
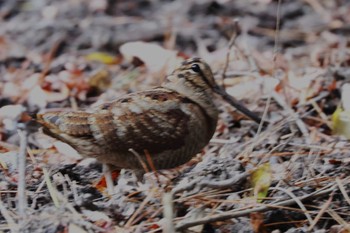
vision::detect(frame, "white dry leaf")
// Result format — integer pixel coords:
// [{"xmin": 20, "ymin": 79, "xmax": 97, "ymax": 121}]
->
[
  {"xmin": 68, "ymin": 223, "xmax": 87, "ymax": 233},
  {"xmin": 341, "ymin": 83, "xmax": 350, "ymax": 111},
  {"xmin": 261, "ymin": 77, "xmax": 280, "ymax": 95},
  {"xmin": 28, "ymin": 85, "xmax": 48, "ymax": 109},
  {"xmin": 0, "ymin": 104, "xmax": 26, "ymax": 131},
  {"xmin": 2, "ymin": 82, "xmax": 21, "ymax": 99},
  {"xmin": 42, "ymin": 5, "xmax": 58, "ymax": 21},
  {"xmin": 123, "ymin": 204, "xmax": 136, "ymax": 217},
  {"xmin": 88, "ymin": 0, "xmax": 108, "ymax": 11},
  {"xmin": 23, "ymin": 73, "xmax": 40, "ymax": 90},
  {"xmin": 82, "ymin": 210, "xmax": 111, "ymax": 222},
  {"xmin": 77, "ymin": 158, "xmax": 98, "ymax": 167},
  {"xmin": 225, "ymin": 77, "xmax": 279, "ymax": 100},
  {"xmin": 0, "ymin": 151, "xmax": 18, "ymax": 172},
  {"xmin": 225, "ymin": 79, "xmax": 257, "ymax": 100},
  {"xmin": 113, "ymin": 226, "xmax": 133, "ymax": 233},
  {"xmin": 182, "ymin": 207, "xmax": 206, "ymax": 233},
  {"xmin": 120, "ymin": 41, "xmax": 181, "ymax": 74},
  {"xmin": 53, "ymin": 141, "xmax": 83, "ymax": 160},
  {"xmin": 287, "ymin": 70, "xmax": 305, "ymax": 90},
  {"xmin": 0, "ymin": 104, "xmax": 25, "ymax": 120},
  {"xmin": 0, "ymin": 180, "xmax": 9, "ymax": 191},
  {"xmin": 34, "ymin": 133, "xmax": 55, "ymax": 149},
  {"xmin": 287, "ymin": 68, "xmax": 324, "ymax": 104}
]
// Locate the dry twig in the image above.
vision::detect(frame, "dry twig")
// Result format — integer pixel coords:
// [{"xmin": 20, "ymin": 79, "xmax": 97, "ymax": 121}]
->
[
  {"xmin": 17, "ymin": 129, "xmax": 28, "ymax": 221},
  {"xmin": 162, "ymin": 192, "xmax": 175, "ymax": 233},
  {"xmin": 222, "ymin": 19, "xmax": 240, "ymax": 81},
  {"xmin": 175, "ymin": 183, "xmax": 337, "ymax": 231}
]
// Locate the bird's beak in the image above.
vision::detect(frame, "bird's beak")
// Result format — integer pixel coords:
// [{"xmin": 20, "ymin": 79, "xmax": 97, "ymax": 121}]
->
[{"xmin": 213, "ymin": 85, "xmax": 263, "ymax": 124}]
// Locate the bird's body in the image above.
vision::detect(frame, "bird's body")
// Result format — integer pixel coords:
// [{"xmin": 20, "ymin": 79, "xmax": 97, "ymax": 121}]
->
[
  {"xmin": 37, "ymin": 58, "xmax": 262, "ymax": 174},
  {"xmin": 38, "ymin": 87, "xmax": 218, "ymax": 170},
  {"xmin": 37, "ymin": 58, "xmax": 221, "ymax": 171}
]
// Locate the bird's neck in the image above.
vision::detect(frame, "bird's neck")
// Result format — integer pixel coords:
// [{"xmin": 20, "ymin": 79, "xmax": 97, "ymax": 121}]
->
[{"xmin": 161, "ymin": 81, "xmax": 218, "ymax": 121}]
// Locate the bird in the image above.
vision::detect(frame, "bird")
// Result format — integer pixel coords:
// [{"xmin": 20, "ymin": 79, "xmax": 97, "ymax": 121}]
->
[{"xmin": 36, "ymin": 58, "xmax": 261, "ymax": 175}]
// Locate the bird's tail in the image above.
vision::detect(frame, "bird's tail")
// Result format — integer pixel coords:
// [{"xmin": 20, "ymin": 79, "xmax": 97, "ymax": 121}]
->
[{"xmin": 36, "ymin": 111, "xmax": 94, "ymax": 137}]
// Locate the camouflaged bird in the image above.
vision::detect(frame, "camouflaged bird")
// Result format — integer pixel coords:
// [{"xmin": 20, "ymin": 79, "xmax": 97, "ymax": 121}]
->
[{"xmin": 37, "ymin": 58, "xmax": 261, "ymax": 171}]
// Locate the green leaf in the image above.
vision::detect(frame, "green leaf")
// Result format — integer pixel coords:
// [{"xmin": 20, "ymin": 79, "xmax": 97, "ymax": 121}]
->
[
  {"xmin": 251, "ymin": 163, "xmax": 272, "ymax": 202},
  {"xmin": 332, "ymin": 107, "xmax": 350, "ymax": 139},
  {"xmin": 85, "ymin": 52, "xmax": 116, "ymax": 64}
]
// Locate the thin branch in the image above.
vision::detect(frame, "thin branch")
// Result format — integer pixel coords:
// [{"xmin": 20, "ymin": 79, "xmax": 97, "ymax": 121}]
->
[{"xmin": 273, "ymin": 0, "xmax": 282, "ymax": 60}]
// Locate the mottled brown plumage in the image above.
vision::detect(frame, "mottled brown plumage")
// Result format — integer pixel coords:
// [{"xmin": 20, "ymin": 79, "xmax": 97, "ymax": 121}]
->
[{"xmin": 37, "ymin": 58, "xmax": 261, "ymax": 171}]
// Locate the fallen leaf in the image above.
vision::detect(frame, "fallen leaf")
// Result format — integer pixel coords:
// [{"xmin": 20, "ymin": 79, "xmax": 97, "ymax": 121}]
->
[
  {"xmin": 250, "ymin": 212, "xmax": 267, "ymax": 233},
  {"xmin": 94, "ymin": 170, "xmax": 120, "ymax": 193},
  {"xmin": 85, "ymin": 52, "xmax": 118, "ymax": 64},
  {"xmin": 53, "ymin": 141, "xmax": 82, "ymax": 160},
  {"xmin": 332, "ymin": 107, "xmax": 350, "ymax": 139},
  {"xmin": 28, "ymin": 86, "xmax": 48, "ymax": 108},
  {"xmin": 0, "ymin": 104, "xmax": 26, "ymax": 131},
  {"xmin": 119, "ymin": 41, "xmax": 181, "ymax": 73},
  {"xmin": 251, "ymin": 163, "xmax": 271, "ymax": 202},
  {"xmin": 0, "ymin": 104, "xmax": 26, "ymax": 121},
  {"xmin": 332, "ymin": 84, "xmax": 350, "ymax": 139}
]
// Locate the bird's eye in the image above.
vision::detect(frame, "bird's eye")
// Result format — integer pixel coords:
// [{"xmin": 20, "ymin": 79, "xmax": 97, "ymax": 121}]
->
[{"xmin": 191, "ymin": 64, "xmax": 201, "ymax": 73}]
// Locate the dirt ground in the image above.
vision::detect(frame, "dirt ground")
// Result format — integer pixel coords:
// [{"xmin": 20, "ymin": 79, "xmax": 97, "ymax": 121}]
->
[{"xmin": 1, "ymin": 0, "xmax": 350, "ymax": 232}]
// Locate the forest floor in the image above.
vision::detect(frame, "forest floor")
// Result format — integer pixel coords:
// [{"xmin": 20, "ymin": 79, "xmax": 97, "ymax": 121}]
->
[{"xmin": 1, "ymin": 0, "xmax": 350, "ymax": 232}]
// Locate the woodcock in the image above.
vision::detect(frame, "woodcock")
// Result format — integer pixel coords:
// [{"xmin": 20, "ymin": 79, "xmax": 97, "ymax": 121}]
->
[{"xmin": 37, "ymin": 58, "xmax": 261, "ymax": 172}]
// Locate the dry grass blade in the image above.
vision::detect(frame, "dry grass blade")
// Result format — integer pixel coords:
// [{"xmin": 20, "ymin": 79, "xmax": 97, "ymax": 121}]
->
[
  {"xmin": 310, "ymin": 100, "xmax": 332, "ymax": 128},
  {"xmin": 125, "ymin": 188, "xmax": 156, "ymax": 228},
  {"xmin": 336, "ymin": 178, "xmax": 350, "ymax": 206},
  {"xmin": 0, "ymin": 198, "xmax": 18, "ymax": 232},
  {"xmin": 42, "ymin": 167, "xmax": 60, "ymax": 208},
  {"xmin": 327, "ymin": 208, "xmax": 350, "ymax": 230},
  {"xmin": 308, "ymin": 191, "xmax": 334, "ymax": 231}
]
